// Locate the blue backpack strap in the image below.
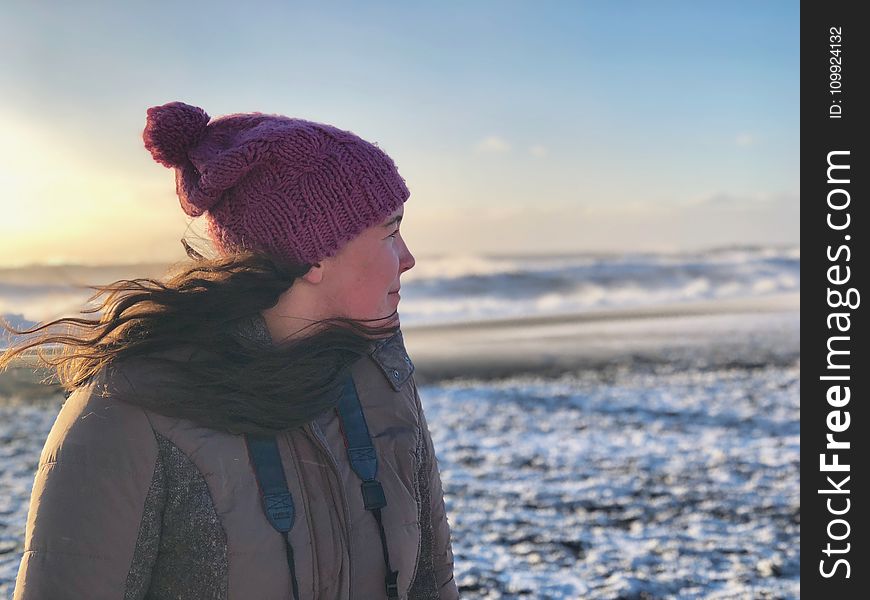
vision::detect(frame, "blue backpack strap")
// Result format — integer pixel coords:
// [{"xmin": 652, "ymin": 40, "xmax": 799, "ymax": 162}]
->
[
  {"xmin": 245, "ymin": 434, "xmax": 301, "ymax": 600},
  {"xmin": 336, "ymin": 375, "xmax": 400, "ymax": 599}
]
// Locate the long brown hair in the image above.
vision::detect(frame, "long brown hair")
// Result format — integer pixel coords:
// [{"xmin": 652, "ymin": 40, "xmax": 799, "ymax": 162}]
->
[{"xmin": 0, "ymin": 242, "xmax": 400, "ymax": 435}]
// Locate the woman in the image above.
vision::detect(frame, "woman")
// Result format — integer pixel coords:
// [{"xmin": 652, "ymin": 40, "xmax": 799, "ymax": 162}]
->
[{"xmin": 3, "ymin": 102, "xmax": 459, "ymax": 599}]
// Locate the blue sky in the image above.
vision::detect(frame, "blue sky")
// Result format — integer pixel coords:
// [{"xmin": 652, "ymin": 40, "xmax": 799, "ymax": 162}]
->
[{"xmin": 0, "ymin": 1, "xmax": 799, "ymax": 266}]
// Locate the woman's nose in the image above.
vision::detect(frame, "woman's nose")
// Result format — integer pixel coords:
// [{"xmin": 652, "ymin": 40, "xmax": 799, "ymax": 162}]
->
[{"xmin": 399, "ymin": 237, "xmax": 415, "ymax": 273}]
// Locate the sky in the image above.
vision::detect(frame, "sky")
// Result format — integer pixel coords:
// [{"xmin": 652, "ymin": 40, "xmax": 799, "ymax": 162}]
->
[{"xmin": 0, "ymin": 0, "xmax": 799, "ymax": 267}]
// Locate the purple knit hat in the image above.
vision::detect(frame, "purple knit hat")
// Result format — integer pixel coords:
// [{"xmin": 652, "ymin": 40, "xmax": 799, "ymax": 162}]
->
[{"xmin": 142, "ymin": 101, "xmax": 409, "ymax": 265}]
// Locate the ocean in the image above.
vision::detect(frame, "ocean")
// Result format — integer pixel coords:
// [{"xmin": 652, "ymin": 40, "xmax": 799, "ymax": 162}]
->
[{"xmin": 1, "ymin": 244, "xmax": 799, "ymax": 333}]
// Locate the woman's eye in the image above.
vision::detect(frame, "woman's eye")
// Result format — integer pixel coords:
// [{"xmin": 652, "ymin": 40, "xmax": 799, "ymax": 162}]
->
[{"xmin": 388, "ymin": 229, "xmax": 400, "ymax": 238}]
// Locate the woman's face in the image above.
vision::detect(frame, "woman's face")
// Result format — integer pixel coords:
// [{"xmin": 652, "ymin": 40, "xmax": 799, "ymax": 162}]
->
[{"xmin": 318, "ymin": 205, "xmax": 415, "ymax": 324}]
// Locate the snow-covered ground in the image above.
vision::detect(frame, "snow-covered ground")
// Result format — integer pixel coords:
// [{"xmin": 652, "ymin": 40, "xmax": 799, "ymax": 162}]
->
[
  {"xmin": 425, "ymin": 361, "xmax": 799, "ymax": 598},
  {"xmin": 1, "ymin": 356, "xmax": 799, "ymax": 599}
]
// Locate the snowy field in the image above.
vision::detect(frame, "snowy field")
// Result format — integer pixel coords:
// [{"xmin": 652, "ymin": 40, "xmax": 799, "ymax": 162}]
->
[
  {"xmin": 1, "ymin": 356, "xmax": 799, "ymax": 599},
  {"xmin": 425, "ymin": 360, "xmax": 800, "ymax": 599}
]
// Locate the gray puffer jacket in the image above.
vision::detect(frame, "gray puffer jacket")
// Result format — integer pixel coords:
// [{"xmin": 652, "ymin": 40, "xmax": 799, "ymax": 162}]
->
[{"xmin": 13, "ymin": 321, "xmax": 459, "ymax": 599}]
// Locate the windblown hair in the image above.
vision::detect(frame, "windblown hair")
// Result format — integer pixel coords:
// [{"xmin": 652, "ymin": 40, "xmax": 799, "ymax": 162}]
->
[{"xmin": 0, "ymin": 242, "xmax": 400, "ymax": 435}]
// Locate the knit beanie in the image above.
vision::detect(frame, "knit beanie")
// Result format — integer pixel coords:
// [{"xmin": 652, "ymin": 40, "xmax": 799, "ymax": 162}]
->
[{"xmin": 142, "ymin": 101, "xmax": 409, "ymax": 265}]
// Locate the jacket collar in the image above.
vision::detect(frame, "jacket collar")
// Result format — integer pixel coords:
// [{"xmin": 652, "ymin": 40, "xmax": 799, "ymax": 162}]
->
[{"xmin": 369, "ymin": 330, "xmax": 415, "ymax": 392}]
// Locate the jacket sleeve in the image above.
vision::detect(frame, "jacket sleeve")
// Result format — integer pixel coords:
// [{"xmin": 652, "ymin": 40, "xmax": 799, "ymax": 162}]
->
[
  {"xmin": 13, "ymin": 376, "xmax": 160, "ymax": 600},
  {"xmin": 413, "ymin": 380, "xmax": 460, "ymax": 600}
]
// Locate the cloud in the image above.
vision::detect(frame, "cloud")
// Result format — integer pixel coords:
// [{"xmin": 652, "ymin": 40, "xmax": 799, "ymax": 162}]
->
[
  {"xmin": 684, "ymin": 191, "xmax": 797, "ymax": 209},
  {"xmin": 529, "ymin": 144, "xmax": 548, "ymax": 157},
  {"xmin": 474, "ymin": 135, "xmax": 511, "ymax": 154},
  {"xmin": 685, "ymin": 192, "xmax": 743, "ymax": 207},
  {"xmin": 735, "ymin": 133, "xmax": 758, "ymax": 147}
]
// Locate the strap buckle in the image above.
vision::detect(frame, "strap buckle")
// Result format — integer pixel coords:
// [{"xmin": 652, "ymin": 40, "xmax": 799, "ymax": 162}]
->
[
  {"xmin": 361, "ymin": 479, "xmax": 387, "ymax": 510},
  {"xmin": 385, "ymin": 570, "xmax": 400, "ymax": 598}
]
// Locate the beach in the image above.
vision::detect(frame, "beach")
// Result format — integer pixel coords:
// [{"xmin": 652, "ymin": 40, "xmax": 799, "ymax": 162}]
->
[
  {"xmin": 405, "ymin": 291, "xmax": 800, "ymax": 382},
  {"xmin": 1, "ymin": 291, "xmax": 799, "ymax": 598}
]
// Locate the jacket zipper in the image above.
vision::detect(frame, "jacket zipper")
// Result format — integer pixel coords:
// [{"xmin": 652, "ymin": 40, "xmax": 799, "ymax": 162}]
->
[{"xmin": 302, "ymin": 418, "xmax": 355, "ymax": 598}]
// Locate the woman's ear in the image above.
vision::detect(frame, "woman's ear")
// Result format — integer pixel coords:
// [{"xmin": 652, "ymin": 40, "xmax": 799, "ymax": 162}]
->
[{"xmin": 301, "ymin": 262, "xmax": 324, "ymax": 284}]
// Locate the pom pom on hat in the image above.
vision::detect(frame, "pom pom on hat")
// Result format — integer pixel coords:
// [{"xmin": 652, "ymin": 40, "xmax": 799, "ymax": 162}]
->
[{"xmin": 143, "ymin": 101, "xmax": 210, "ymax": 168}]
